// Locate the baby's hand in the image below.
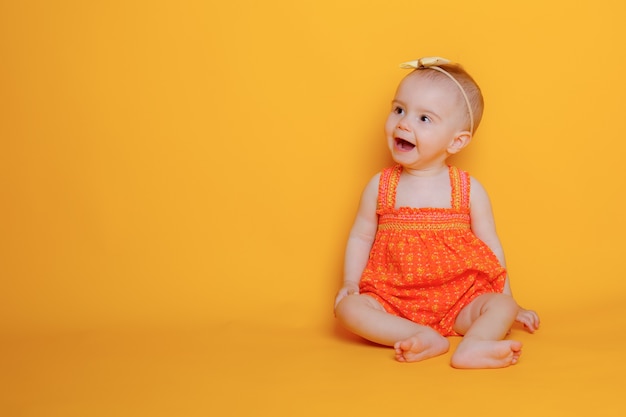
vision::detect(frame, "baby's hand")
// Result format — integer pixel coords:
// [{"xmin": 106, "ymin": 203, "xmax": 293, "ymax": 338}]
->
[
  {"xmin": 516, "ymin": 307, "xmax": 540, "ymax": 333},
  {"xmin": 334, "ymin": 282, "xmax": 360, "ymax": 310}
]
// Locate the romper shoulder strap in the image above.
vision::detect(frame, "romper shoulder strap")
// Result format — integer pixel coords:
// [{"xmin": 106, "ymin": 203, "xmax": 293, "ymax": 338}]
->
[
  {"xmin": 376, "ymin": 165, "xmax": 402, "ymax": 212},
  {"xmin": 449, "ymin": 165, "xmax": 471, "ymax": 211}
]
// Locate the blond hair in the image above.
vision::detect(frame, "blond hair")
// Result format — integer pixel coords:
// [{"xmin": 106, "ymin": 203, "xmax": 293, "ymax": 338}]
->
[{"xmin": 415, "ymin": 64, "xmax": 484, "ymax": 133}]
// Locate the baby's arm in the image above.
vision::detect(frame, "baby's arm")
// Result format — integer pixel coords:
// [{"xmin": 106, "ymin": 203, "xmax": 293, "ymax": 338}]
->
[
  {"xmin": 334, "ymin": 174, "xmax": 380, "ymax": 310},
  {"xmin": 468, "ymin": 178, "xmax": 507, "ymax": 269},
  {"xmin": 469, "ymin": 177, "xmax": 540, "ymax": 333}
]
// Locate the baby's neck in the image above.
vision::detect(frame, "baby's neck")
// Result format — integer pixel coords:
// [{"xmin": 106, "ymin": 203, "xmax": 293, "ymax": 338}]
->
[
  {"xmin": 401, "ymin": 164, "xmax": 449, "ymax": 178},
  {"xmin": 395, "ymin": 165, "xmax": 452, "ymax": 209}
]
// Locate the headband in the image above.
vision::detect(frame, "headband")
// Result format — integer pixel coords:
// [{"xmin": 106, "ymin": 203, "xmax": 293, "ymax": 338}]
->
[{"xmin": 399, "ymin": 57, "xmax": 474, "ymax": 134}]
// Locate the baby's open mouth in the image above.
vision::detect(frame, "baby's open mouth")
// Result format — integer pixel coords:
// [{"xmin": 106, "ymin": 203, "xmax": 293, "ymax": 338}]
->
[{"xmin": 395, "ymin": 138, "xmax": 416, "ymax": 151}]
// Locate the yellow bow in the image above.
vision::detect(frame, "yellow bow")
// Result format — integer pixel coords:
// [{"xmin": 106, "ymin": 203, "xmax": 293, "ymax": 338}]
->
[{"xmin": 399, "ymin": 57, "xmax": 451, "ymax": 69}]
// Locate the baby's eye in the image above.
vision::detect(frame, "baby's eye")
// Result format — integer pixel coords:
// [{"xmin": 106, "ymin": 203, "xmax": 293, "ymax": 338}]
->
[
  {"xmin": 419, "ymin": 115, "xmax": 431, "ymax": 123},
  {"xmin": 393, "ymin": 106, "xmax": 404, "ymax": 115}
]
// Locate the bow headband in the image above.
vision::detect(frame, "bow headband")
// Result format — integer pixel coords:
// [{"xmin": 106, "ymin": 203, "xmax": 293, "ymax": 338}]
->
[{"xmin": 399, "ymin": 57, "xmax": 474, "ymax": 134}]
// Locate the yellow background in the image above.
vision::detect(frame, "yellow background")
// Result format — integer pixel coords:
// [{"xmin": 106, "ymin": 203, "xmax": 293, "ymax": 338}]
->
[{"xmin": 1, "ymin": 0, "xmax": 625, "ymax": 416}]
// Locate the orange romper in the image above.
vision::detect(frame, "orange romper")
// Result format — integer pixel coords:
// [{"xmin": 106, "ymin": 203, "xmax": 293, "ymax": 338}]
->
[{"xmin": 359, "ymin": 165, "xmax": 506, "ymax": 336}]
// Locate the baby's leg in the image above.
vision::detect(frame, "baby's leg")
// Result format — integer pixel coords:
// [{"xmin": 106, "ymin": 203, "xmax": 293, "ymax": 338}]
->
[
  {"xmin": 335, "ymin": 294, "xmax": 448, "ymax": 362},
  {"xmin": 451, "ymin": 293, "xmax": 521, "ymax": 369}
]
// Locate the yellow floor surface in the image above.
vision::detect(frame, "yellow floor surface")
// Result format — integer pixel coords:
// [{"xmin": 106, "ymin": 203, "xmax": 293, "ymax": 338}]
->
[
  {"xmin": 2, "ymin": 299, "xmax": 625, "ymax": 417},
  {"xmin": 2, "ymin": 2, "xmax": 626, "ymax": 416}
]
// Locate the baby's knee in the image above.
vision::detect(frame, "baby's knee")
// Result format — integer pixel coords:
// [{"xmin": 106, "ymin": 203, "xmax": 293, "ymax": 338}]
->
[
  {"xmin": 335, "ymin": 294, "xmax": 382, "ymax": 328},
  {"xmin": 334, "ymin": 294, "xmax": 361, "ymax": 326},
  {"xmin": 491, "ymin": 293, "xmax": 518, "ymax": 317}
]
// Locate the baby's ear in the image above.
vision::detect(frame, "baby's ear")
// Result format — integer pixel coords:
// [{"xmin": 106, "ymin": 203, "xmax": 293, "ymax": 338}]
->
[{"xmin": 448, "ymin": 131, "xmax": 472, "ymax": 154}]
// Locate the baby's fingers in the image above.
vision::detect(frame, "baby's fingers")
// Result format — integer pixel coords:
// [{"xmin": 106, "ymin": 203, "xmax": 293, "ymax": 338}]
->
[
  {"xmin": 517, "ymin": 310, "xmax": 540, "ymax": 333},
  {"xmin": 519, "ymin": 318, "xmax": 536, "ymax": 333},
  {"xmin": 334, "ymin": 291, "xmax": 347, "ymax": 310}
]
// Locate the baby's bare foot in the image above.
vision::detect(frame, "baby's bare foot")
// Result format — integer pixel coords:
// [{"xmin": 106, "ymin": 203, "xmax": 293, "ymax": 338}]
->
[
  {"xmin": 451, "ymin": 339, "xmax": 522, "ymax": 369},
  {"xmin": 394, "ymin": 333, "xmax": 449, "ymax": 363}
]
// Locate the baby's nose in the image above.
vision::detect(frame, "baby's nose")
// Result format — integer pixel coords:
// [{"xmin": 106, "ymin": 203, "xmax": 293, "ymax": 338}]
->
[{"xmin": 397, "ymin": 118, "xmax": 411, "ymax": 131}]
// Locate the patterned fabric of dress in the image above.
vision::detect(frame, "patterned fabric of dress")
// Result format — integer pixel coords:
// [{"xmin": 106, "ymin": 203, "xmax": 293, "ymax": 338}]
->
[{"xmin": 359, "ymin": 165, "xmax": 506, "ymax": 336}]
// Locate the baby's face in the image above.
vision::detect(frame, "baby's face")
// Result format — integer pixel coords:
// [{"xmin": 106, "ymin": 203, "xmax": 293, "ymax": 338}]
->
[{"xmin": 385, "ymin": 72, "xmax": 468, "ymax": 170}]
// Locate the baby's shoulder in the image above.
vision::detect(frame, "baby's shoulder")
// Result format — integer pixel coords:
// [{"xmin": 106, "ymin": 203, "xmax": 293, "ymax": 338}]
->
[
  {"xmin": 362, "ymin": 171, "xmax": 382, "ymax": 196},
  {"xmin": 468, "ymin": 175, "xmax": 492, "ymax": 205},
  {"xmin": 468, "ymin": 175, "xmax": 486, "ymax": 191}
]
